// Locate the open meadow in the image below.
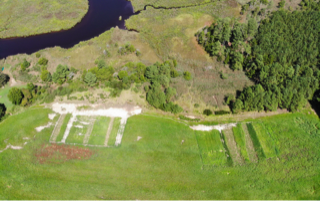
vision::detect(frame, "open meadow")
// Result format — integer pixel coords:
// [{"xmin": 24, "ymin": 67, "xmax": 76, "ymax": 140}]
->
[
  {"xmin": 0, "ymin": 0, "xmax": 88, "ymax": 38},
  {"xmin": 0, "ymin": 107, "xmax": 319, "ymax": 199}
]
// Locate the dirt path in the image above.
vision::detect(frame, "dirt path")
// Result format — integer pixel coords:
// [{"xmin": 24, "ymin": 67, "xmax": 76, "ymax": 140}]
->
[
  {"xmin": 104, "ymin": 117, "xmax": 114, "ymax": 146},
  {"xmin": 50, "ymin": 114, "xmax": 65, "ymax": 143},
  {"xmin": 83, "ymin": 116, "xmax": 96, "ymax": 145},
  {"xmin": 115, "ymin": 118, "xmax": 127, "ymax": 146},
  {"xmin": 242, "ymin": 123, "xmax": 258, "ymax": 163},
  {"xmin": 223, "ymin": 128, "xmax": 244, "ymax": 165}
]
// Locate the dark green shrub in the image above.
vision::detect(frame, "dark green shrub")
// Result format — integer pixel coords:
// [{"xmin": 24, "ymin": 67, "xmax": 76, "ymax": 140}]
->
[
  {"xmin": 203, "ymin": 109, "xmax": 213, "ymax": 116},
  {"xmin": 35, "ymin": 52, "xmax": 41, "ymax": 58},
  {"xmin": 0, "ymin": 103, "xmax": 6, "ymax": 121},
  {"xmin": 183, "ymin": 71, "xmax": 192, "ymax": 81},
  {"xmin": 215, "ymin": 110, "xmax": 231, "ymax": 115},
  {"xmin": 38, "ymin": 57, "xmax": 48, "ymax": 65},
  {"xmin": 194, "ymin": 103, "xmax": 200, "ymax": 108},
  {"xmin": 8, "ymin": 87, "xmax": 24, "ymax": 105},
  {"xmin": 0, "ymin": 73, "xmax": 10, "ymax": 87},
  {"xmin": 20, "ymin": 59, "xmax": 30, "ymax": 71}
]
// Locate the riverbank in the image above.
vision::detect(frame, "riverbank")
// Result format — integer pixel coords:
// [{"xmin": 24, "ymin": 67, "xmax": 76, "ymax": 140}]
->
[{"xmin": 0, "ymin": 0, "xmax": 89, "ymax": 39}]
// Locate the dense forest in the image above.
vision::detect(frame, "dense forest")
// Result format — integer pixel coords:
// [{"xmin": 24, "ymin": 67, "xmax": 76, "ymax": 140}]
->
[{"xmin": 196, "ymin": 10, "xmax": 320, "ymax": 112}]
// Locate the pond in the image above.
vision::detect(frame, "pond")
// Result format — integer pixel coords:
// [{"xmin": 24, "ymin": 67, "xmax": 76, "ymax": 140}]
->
[{"xmin": 0, "ymin": 0, "xmax": 134, "ymax": 59}]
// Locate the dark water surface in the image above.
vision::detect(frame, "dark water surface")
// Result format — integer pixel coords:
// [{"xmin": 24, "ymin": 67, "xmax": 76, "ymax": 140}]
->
[{"xmin": 0, "ymin": 0, "xmax": 134, "ymax": 59}]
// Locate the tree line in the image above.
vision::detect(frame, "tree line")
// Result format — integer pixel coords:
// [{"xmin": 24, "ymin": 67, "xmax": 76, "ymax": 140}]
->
[{"xmin": 196, "ymin": 10, "xmax": 320, "ymax": 112}]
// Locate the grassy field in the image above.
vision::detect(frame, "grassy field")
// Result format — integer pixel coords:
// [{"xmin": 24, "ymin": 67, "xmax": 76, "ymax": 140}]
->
[
  {"xmin": 195, "ymin": 130, "xmax": 227, "ymax": 166},
  {"xmin": 0, "ymin": 109, "xmax": 320, "ymax": 199},
  {"xmin": 107, "ymin": 117, "xmax": 121, "ymax": 146},
  {"xmin": 232, "ymin": 124, "xmax": 249, "ymax": 162},
  {"xmin": 0, "ymin": 0, "xmax": 88, "ymax": 38},
  {"xmin": 89, "ymin": 116, "xmax": 110, "ymax": 145},
  {"xmin": 55, "ymin": 113, "xmax": 72, "ymax": 142}
]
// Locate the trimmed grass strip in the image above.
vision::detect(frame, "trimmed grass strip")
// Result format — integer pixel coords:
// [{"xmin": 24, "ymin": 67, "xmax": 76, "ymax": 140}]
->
[
  {"xmin": 195, "ymin": 130, "xmax": 227, "ymax": 166},
  {"xmin": 233, "ymin": 124, "xmax": 249, "ymax": 162},
  {"xmin": 89, "ymin": 117, "xmax": 110, "ymax": 146}
]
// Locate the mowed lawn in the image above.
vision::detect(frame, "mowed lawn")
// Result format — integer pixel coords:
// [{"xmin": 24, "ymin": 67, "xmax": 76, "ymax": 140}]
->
[{"xmin": 0, "ymin": 110, "xmax": 320, "ymax": 199}]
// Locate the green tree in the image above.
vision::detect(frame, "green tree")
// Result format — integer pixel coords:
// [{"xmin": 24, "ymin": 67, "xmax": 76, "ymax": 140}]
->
[
  {"xmin": 52, "ymin": 65, "xmax": 69, "ymax": 84},
  {"xmin": 165, "ymin": 87, "xmax": 177, "ymax": 102},
  {"xmin": 118, "ymin": 71, "xmax": 128, "ymax": 80},
  {"xmin": 183, "ymin": 71, "xmax": 192, "ymax": 81},
  {"xmin": 0, "ymin": 73, "xmax": 10, "ymax": 87},
  {"xmin": 278, "ymin": 0, "xmax": 285, "ymax": 8},
  {"xmin": 38, "ymin": 57, "xmax": 48, "ymax": 65},
  {"xmin": 20, "ymin": 59, "xmax": 30, "ymax": 71},
  {"xmin": 41, "ymin": 70, "xmax": 52, "ymax": 82},
  {"xmin": 146, "ymin": 83, "xmax": 166, "ymax": 108},
  {"xmin": 8, "ymin": 87, "xmax": 23, "ymax": 105},
  {"xmin": 84, "ymin": 72, "xmax": 97, "ymax": 87},
  {"xmin": 0, "ymin": 103, "xmax": 6, "ymax": 120}
]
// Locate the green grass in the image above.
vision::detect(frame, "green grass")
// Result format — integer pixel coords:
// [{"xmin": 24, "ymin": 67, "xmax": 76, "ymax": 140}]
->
[
  {"xmin": 195, "ymin": 130, "xmax": 227, "ymax": 166},
  {"xmin": 0, "ymin": 108, "xmax": 52, "ymax": 149},
  {"xmin": 65, "ymin": 116, "xmax": 91, "ymax": 144},
  {"xmin": 1, "ymin": 111, "xmax": 320, "ymax": 199},
  {"xmin": 107, "ymin": 117, "xmax": 121, "ymax": 146},
  {"xmin": 131, "ymin": 0, "xmax": 214, "ymax": 11},
  {"xmin": 88, "ymin": 116, "xmax": 110, "ymax": 145},
  {"xmin": 0, "ymin": 85, "xmax": 26, "ymax": 110},
  {"xmin": 252, "ymin": 122, "xmax": 277, "ymax": 158},
  {"xmin": 247, "ymin": 123, "xmax": 266, "ymax": 160},
  {"xmin": 232, "ymin": 124, "xmax": 249, "ymax": 162},
  {"xmin": 55, "ymin": 113, "xmax": 72, "ymax": 142},
  {"xmin": 0, "ymin": 0, "xmax": 88, "ymax": 38}
]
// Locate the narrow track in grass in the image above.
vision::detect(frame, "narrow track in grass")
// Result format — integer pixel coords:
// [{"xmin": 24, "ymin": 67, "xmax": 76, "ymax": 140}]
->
[
  {"xmin": 104, "ymin": 117, "xmax": 114, "ymax": 146},
  {"xmin": 83, "ymin": 116, "xmax": 96, "ymax": 145},
  {"xmin": 241, "ymin": 123, "xmax": 258, "ymax": 163},
  {"xmin": 223, "ymin": 128, "xmax": 244, "ymax": 165},
  {"xmin": 50, "ymin": 114, "xmax": 65, "ymax": 143}
]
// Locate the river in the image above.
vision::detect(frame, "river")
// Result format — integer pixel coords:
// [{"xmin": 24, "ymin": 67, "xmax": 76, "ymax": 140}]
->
[{"xmin": 0, "ymin": 0, "xmax": 134, "ymax": 60}]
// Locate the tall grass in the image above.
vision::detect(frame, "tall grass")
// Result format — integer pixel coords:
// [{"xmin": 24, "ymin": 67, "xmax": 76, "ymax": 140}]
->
[
  {"xmin": 252, "ymin": 122, "xmax": 277, "ymax": 158},
  {"xmin": 247, "ymin": 123, "xmax": 266, "ymax": 160},
  {"xmin": 232, "ymin": 124, "xmax": 249, "ymax": 162}
]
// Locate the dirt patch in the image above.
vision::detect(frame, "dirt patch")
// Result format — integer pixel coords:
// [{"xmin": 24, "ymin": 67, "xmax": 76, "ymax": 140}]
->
[
  {"xmin": 35, "ymin": 144, "xmax": 94, "ymax": 164},
  {"xmin": 227, "ymin": 0, "xmax": 238, "ymax": 7},
  {"xmin": 43, "ymin": 14, "xmax": 53, "ymax": 19},
  {"xmin": 55, "ymin": 11, "xmax": 65, "ymax": 20}
]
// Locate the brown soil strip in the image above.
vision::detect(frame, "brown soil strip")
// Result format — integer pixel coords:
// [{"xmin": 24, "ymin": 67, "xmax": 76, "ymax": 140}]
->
[
  {"xmin": 104, "ymin": 118, "xmax": 114, "ymax": 146},
  {"xmin": 35, "ymin": 144, "xmax": 93, "ymax": 164},
  {"xmin": 50, "ymin": 114, "xmax": 66, "ymax": 143},
  {"xmin": 223, "ymin": 128, "xmax": 244, "ymax": 165},
  {"xmin": 83, "ymin": 116, "xmax": 96, "ymax": 145},
  {"xmin": 241, "ymin": 123, "xmax": 258, "ymax": 163}
]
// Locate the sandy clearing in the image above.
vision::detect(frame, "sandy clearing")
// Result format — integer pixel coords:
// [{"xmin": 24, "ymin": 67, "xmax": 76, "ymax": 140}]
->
[
  {"xmin": 35, "ymin": 122, "xmax": 53, "ymax": 132},
  {"xmin": 0, "ymin": 144, "xmax": 24, "ymax": 153},
  {"xmin": 190, "ymin": 123, "xmax": 237, "ymax": 133},
  {"xmin": 48, "ymin": 113, "xmax": 56, "ymax": 120},
  {"xmin": 51, "ymin": 103, "xmax": 142, "ymax": 118},
  {"xmin": 137, "ymin": 136, "xmax": 142, "ymax": 141}
]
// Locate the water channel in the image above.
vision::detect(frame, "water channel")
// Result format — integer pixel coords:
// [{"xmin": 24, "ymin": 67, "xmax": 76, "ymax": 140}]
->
[{"xmin": 0, "ymin": 0, "xmax": 134, "ymax": 59}]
